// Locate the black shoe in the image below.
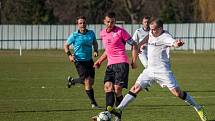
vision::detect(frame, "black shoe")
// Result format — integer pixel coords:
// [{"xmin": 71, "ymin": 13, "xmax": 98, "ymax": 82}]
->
[{"xmin": 67, "ymin": 76, "xmax": 75, "ymax": 88}]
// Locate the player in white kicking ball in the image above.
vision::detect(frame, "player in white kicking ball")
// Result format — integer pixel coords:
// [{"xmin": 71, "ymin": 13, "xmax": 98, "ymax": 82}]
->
[{"xmin": 108, "ymin": 17, "xmax": 207, "ymax": 121}]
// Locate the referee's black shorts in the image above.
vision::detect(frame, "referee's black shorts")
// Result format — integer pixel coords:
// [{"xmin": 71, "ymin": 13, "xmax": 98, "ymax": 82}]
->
[
  {"xmin": 104, "ymin": 63, "xmax": 129, "ymax": 88},
  {"xmin": 74, "ymin": 59, "xmax": 95, "ymax": 83}
]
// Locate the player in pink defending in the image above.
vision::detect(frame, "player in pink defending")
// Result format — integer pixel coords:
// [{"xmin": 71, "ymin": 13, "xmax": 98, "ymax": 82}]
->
[
  {"xmin": 107, "ymin": 18, "xmax": 207, "ymax": 121},
  {"xmin": 93, "ymin": 12, "xmax": 138, "ymax": 121}
]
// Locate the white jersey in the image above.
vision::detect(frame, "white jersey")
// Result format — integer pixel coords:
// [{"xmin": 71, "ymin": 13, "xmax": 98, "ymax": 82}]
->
[
  {"xmin": 147, "ymin": 30, "xmax": 175, "ymax": 72},
  {"xmin": 133, "ymin": 28, "xmax": 149, "ymax": 68},
  {"xmin": 132, "ymin": 28, "xmax": 149, "ymax": 47}
]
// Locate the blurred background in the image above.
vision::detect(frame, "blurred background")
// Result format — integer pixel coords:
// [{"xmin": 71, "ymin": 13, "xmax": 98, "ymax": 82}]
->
[
  {"xmin": 1, "ymin": 0, "xmax": 215, "ymax": 24},
  {"xmin": 0, "ymin": 0, "xmax": 215, "ymax": 51}
]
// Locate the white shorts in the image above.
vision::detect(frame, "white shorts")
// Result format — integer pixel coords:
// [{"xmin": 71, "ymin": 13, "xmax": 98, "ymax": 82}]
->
[{"xmin": 136, "ymin": 68, "xmax": 179, "ymax": 90}]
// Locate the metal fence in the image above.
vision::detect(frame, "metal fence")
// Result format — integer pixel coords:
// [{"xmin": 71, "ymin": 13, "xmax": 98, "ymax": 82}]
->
[{"xmin": 0, "ymin": 23, "xmax": 215, "ymax": 51}]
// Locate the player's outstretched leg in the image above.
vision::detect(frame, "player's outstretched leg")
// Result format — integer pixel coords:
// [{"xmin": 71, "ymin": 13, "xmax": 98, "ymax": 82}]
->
[
  {"xmin": 195, "ymin": 106, "xmax": 207, "ymax": 121},
  {"xmin": 182, "ymin": 92, "xmax": 207, "ymax": 121},
  {"xmin": 171, "ymin": 88, "xmax": 208, "ymax": 121}
]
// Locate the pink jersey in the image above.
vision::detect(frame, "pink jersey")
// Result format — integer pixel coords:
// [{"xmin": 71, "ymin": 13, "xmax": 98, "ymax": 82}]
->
[{"xmin": 100, "ymin": 26, "xmax": 131, "ymax": 65}]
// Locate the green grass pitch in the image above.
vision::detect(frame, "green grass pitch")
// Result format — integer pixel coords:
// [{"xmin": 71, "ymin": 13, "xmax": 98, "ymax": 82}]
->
[{"xmin": 0, "ymin": 50, "xmax": 215, "ymax": 121}]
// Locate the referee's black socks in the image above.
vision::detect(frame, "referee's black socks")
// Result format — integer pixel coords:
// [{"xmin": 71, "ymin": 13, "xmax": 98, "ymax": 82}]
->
[{"xmin": 86, "ymin": 89, "xmax": 97, "ymax": 105}]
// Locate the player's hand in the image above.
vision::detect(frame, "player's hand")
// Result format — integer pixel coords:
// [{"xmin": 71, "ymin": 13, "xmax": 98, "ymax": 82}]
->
[
  {"xmin": 93, "ymin": 61, "xmax": 101, "ymax": 69},
  {"xmin": 138, "ymin": 49, "xmax": 142, "ymax": 54},
  {"xmin": 140, "ymin": 45, "xmax": 145, "ymax": 50},
  {"xmin": 138, "ymin": 45, "xmax": 145, "ymax": 54},
  {"xmin": 68, "ymin": 55, "xmax": 75, "ymax": 63},
  {"xmin": 175, "ymin": 40, "xmax": 184, "ymax": 47},
  {"xmin": 131, "ymin": 62, "xmax": 137, "ymax": 69},
  {"xmin": 93, "ymin": 51, "xmax": 98, "ymax": 57}
]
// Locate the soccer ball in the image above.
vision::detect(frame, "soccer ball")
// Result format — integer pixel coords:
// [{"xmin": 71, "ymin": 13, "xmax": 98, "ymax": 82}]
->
[{"xmin": 97, "ymin": 111, "xmax": 112, "ymax": 121}]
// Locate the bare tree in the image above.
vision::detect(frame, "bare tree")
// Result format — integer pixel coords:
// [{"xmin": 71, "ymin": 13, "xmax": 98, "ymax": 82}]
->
[
  {"xmin": 87, "ymin": 0, "xmax": 113, "ymax": 23},
  {"xmin": 197, "ymin": 0, "xmax": 215, "ymax": 22},
  {"xmin": 122, "ymin": 0, "xmax": 146, "ymax": 23}
]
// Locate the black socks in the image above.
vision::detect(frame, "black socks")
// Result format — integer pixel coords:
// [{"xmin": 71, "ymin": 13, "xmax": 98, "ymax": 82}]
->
[
  {"xmin": 128, "ymin": 91, "xmax": 137, "ymax": 98},
  {"xmin": 106, "ymin": 92, "xmax": 115, "ymax": 109},
  {"xmin": 86, "ymin": 89, "xmax": 97, "ymax": 105},
  {"xmin": 115, "ymin": 95, "xmax": 123, "ymax": 107}
]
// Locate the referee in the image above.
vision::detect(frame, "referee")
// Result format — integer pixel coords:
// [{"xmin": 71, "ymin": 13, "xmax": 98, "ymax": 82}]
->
[{"xmin": 64, "ymin": 16, "xmax": 100, "ymax": 109}]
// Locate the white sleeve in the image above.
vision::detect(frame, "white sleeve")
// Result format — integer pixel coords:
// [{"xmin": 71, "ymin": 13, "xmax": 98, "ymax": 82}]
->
[
  {"xmin": 163, "ymin": 33, "xmax": 175, "ymax": 46},
  {"xmin": 132, "ymin": 30, "xmax": 139, "ymax": 43}
]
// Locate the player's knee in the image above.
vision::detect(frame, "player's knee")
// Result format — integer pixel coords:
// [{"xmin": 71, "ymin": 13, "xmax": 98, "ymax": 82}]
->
[
  {"xmin": 130, "ymin": 84, "xmax": 141, "ymax": 94},
  {"xmin": 84, "ymin": 79, "xmax": 92, "ymax": 87},
  {"xmin": 114, "ymin": 87, "xmax": 122, "ymax": 96},
  {"xmin": 104, "ymin": 82, "xmax": 113, "ymax": 92},
  {"xmin": 176, "ymin": 91, "xmax": 185, "ymax": 99},
  {"xmin": 174, "ymin": 92, "xmax": 180, "ymax": 97},
  {"xmin": 171, "ymin": 87, "xmax": 182, "ymax": 97},
  {"xmin": 89, "ymin": 78, "xmax": 94, "ymax": 85},
  {"xmin": 84, "ymin": 78, "xmax": 90, "ymax": 85}
]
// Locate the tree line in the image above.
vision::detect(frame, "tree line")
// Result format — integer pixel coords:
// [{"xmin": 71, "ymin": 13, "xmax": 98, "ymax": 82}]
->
[{"xmin": 0, "ymin": 0, "xmax": 214, "ymax": 24}]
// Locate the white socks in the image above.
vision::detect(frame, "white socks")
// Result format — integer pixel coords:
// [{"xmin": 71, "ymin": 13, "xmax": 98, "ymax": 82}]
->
[{"xmin": 117, "ymin": 93, "xmax": 135, "ymax": 111}]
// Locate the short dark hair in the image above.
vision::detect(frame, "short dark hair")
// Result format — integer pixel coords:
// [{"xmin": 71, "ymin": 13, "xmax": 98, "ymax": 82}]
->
[
  {"xmin": 105, "ymin": 12, "xmax": 116, "ymax": 18},
  {"xmin": 143, "ymin": 16, "xmax": 151, "ymax": 20},
  {"xmin": 76, "ymin": 16, "xmax": 86, "ymax": 24},
  {"xmin": 150, "ymin": 17, "xmax": 163, "ymax": 28}
]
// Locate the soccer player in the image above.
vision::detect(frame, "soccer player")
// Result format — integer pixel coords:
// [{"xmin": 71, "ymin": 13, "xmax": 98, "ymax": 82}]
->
[
  {"xmin": 64, "ymin": 16, "xmax": 100, "ymax": 109},
  {"xmin": 93, "ymin": 12, "xmax": 138, "ymax": 121},
  {"xmin": 107, "ymin": 18, "xmax": 207, "ymax": 121},
  {"xmin": 132, "ymin": 16, "xmax": 150, "ymax": 68}
]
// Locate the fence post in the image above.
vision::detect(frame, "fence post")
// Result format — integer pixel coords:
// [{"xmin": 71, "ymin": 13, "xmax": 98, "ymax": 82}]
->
[
  {"xmin": 31, "ymin": 25, "xmax": 33, "ymax": 50},
  {"xmin": 193, "ymin": 23, "xmax": 198, "ymax": 54},
  {"xmin": 56, "ymin": 25, "xmax": 58, "ymax": 49},
  {"xmin": 19, "ymin": 40, "xmax": 22, "ymax": 56},
  {"xmin": 193, "ymin": 37, "xmax": 196, "ymax": 54},
  {"xmin": 210, "ymin": 23, "xmax": 214, "ymax": 50}
]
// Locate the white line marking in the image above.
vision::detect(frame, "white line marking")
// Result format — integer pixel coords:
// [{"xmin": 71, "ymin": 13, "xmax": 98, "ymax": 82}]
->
[{"xmin": 0, "ymin": 95, "xmax": 215, "ymax": 102}]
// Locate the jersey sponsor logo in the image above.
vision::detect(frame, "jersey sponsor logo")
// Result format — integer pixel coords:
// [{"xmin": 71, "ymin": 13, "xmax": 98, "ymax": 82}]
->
[
  {"xmin": 148, "ymin": 42, "xmax": 164, "ymax": 46},
  {"xmin": 112, "ymin": 32, "xmax": 117, "ymax": 38}
]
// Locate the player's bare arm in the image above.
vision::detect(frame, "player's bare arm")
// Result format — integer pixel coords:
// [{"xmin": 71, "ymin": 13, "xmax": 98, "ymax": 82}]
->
[
  {"xmin": 127, "ymin": 39, "xmax": 138, "ymax": 69},
  {"xmin": 93, "ymin": 39, "xmax": 98, "ymax": 57},
  {"xmin": 173, "ymin": 39, "xmax": 184, "ymax": 48},
  {"xmin": 64, "ymin": 41, "xmax": 75, "ymax": 63},
  {"xmin": 93, "ymin": 51, "xmax": 107, "ymax": 68},
  {"xmin": 131, "ymin": 43, "xmax": 138, "ymax": 69}
]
